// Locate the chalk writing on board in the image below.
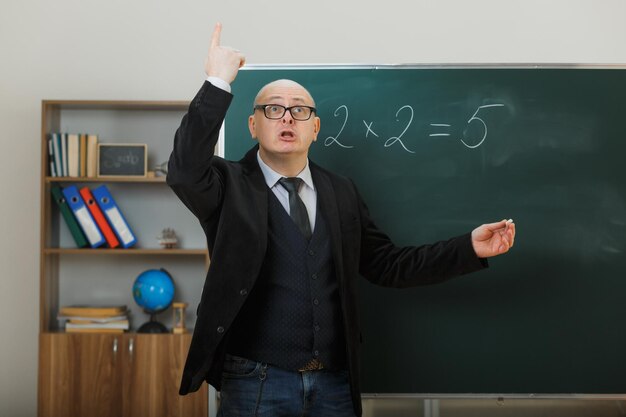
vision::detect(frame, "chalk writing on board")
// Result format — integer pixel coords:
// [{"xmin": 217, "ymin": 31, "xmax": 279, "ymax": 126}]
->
[
  {"xmin": 384, "ymin": 105, "xmax": 416, "ymax": 154},
  {"xmin": 103, "ymin": 151, "xmax": 141, "ymax": 168},
  {"xmin": 429, "ymin": 123, "xmax": 452, "ymax": 137},
  {"xmin": 326, "ymin": 103, "xmax": 505, "ymax": 152},
  {"xmin": 324, "ymin": 105, "xmax": 353, "ymax": 148},
  {"xmin": 363, "ymin": 120, "xmax": 379, "ymax": 138},
  {"xmin": 460, "ymin": 104, "xmax": 505, "ymax": 149}
]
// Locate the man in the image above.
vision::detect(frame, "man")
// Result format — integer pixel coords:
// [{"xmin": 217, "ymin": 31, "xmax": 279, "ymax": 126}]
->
[{"xmin": 167, "ymin": 23, "xmax": 516, "ymax": 417}]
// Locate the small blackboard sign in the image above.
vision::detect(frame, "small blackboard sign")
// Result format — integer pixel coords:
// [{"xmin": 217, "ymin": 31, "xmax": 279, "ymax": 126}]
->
[{"xmin": 97, "ymin": 143, "xmax": 147, "ymax": 177}]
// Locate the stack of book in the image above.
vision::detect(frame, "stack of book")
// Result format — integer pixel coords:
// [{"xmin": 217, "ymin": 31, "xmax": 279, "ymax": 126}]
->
[
  {"xmin": 50, "ymin": 184, "xmax": 137, "ymax": 249},
  {"xmin": 59, "ymin": 305, "xmax": 130, "ymax": 333},
  {"xmin": 47, "ymin": 133, "xmax": 99, "ymax": 178}
]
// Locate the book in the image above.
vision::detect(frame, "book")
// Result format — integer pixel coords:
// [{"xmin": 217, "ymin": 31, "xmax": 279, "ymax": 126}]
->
[
  {"xmin": 47, "ymin": 137, "xmax": 57, "ymax": 177},
  {"xmin": 60, "ymin": 133, "xmax": 68, "ymax": 177},
  {"xmin": 65, "ymin": 319, "xmax": 129, "ymax": 333},
  {"xmin": 80, "ymin": 133, "xmax": 87, "ymax": 177},
  {"xmin": 92, "ymin": 185, "xmax": 137, "ymax": 248},
  {"xmin": 80, "ymin": 187, "xmax": 120, "ymax": 249},
  {"xmin": 62, "ymin": 185, "xmax": 105, "ymax": 248},
  {"xmin": 67, "ymin": 319, "xmax": 129, "ymax": 325},
  {"xmin": 65, "ymin": 328, "xmax": 125, "ymax": 334},
  {"xmin": 57, "ymin": 314, "xmax": 129, "ymax": 322},
  {"xmin": 67, "ymin": 134, "xmax": 80, "ymax": 177},
  {"xmin": 87, "ymin": 134, "xmax": 98, "ymax": 177},
  {"xmin": 65, "ymin": 320, "xmax": 129, "ymax": 330},
  {"xmin": 59, "ymin": 305, "xmax": 128, "ymax": 317},
  {"xmin": 50, "ymin": 185, "xmax": 89, "ymax": 248},
  {"xmin": 51, "ymin": 133, "xmax": 62, "ymax": 177}
]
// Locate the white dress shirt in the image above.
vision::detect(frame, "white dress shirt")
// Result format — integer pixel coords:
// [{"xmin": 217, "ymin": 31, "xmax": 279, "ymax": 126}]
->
[
  {"xmin": 256, "ymin": 152, "xmax": 317, "ymax": 231},
  {"xmin": 207, "ymin": 76, "xmax": 231, "ymax": 93}
]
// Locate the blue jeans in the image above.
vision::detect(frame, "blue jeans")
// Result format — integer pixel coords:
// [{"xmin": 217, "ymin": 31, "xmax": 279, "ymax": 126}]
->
[{"xmin": 217, "ymin": 354, "xmax": 357, "ymax": 417}]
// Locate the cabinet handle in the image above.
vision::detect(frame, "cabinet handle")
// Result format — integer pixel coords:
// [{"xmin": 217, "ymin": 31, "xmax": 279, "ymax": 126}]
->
[
  {"xmin": 112, "ymin": 338, "xmax": 118, "ymax": 357},
  {"xmin": 128, "ymin": 337, "xmax": 134, "ymax": 362}
]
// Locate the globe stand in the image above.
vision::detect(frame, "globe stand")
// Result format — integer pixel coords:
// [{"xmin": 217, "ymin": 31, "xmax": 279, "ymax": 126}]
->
[{"xmin": 137, "ymin": 311, "xmax": 168, "ymax": 333}]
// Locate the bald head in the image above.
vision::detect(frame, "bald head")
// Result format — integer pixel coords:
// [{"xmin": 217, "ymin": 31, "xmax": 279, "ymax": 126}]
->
[{"xmin": 254, "ymin": 79, "xmax": 316, "ymax": 107}]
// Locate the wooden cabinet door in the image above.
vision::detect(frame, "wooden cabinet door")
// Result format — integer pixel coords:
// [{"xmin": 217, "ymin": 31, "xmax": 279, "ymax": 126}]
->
[
  {"xmin": 39, "ymin": 333, "xmax": 123, "ymax": 417},
  {"xmin": 121, "ymin": 333, "xmax": 207, "ymax": 417}
]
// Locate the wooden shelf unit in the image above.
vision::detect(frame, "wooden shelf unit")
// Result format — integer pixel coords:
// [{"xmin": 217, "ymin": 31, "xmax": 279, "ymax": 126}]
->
[{"xmin": 38, "ymin": 99, "xmax": 208, "ymax": 417}]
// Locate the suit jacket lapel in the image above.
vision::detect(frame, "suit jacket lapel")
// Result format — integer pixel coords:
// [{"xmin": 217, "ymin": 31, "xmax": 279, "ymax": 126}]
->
[
  {"xmin": 241, "ymin": 145, "xmax": 269, "ymax": 258},
  {"xmin": 311, "ymin": 162, "xmax": 345, "ymax": 284}
]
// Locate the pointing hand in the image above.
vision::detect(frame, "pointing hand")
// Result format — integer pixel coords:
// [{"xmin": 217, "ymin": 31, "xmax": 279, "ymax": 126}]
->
[{"xmin": 204, "ymin": 23, "xmax": 246, "ymax": 84}]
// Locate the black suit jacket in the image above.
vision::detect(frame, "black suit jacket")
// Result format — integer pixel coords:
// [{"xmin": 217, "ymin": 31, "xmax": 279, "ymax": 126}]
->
[{"xmin": 167, "ymin": 81, "xmax": 487, "ymax": 416}]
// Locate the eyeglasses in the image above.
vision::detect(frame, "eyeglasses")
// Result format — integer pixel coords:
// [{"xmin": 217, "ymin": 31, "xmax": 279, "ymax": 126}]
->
[{"xmin": 253, "ymin": 104, "xmax": 317, "ymax": 121}]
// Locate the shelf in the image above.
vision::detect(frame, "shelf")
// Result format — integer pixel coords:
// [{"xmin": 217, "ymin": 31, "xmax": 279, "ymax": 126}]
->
[
  {"xmin": 43, "ymin": 248, "xmax": 207, "ymax": 256},
  {"xmin": 42, "ymin": 99, "xmax": 189, "ymax": 111},
  {"xmin": 45, "ymin": 176, "xmax": 166, "ymax": 183},
  {"xmin": 42, "ymin": 331, "xmax": 192, "ymax": 336}
]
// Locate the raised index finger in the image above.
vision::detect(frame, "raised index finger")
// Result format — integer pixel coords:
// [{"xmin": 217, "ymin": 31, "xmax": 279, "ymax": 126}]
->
[{"xmin": 210, "ymin": 22, "xmax": 222, "ymax": 49}]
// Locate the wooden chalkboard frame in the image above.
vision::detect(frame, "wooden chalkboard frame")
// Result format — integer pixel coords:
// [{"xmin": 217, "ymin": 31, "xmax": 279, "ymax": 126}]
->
[{"xmin": 97, "ymin": 143, "xmax": 147, "ymax": 178}]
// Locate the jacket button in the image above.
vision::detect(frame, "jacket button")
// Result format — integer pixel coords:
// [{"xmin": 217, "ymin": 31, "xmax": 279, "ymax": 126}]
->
[
  {"xmin": 311, "ymin": 274, "xmax": 318, "ymax": 280},
  {"xmin": 308, "ymin": 250, "xmax": 315, "ymax": 256},
  {"xmin": 240, "ymin": 289, "xmax": 248, "ymax": 296},
  {"xmin": 313, "ymin": 298, "xmax": 319, "ymax": 306},
  {"xmin": 217, "ymin": 326, "xmax": 225, "ymax": 333}
]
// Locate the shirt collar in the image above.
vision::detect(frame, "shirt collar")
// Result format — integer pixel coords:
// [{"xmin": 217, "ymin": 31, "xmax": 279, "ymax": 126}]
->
[{"xmin": 256, "ymin": 151, "xmax": 315, "ymax": 191}]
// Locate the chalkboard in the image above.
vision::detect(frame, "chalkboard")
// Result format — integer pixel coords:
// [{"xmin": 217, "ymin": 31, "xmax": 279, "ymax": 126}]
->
[
  {"xmin": 224, "ymin": 66, "xmax": 626, "ymax": 395},
  {"xmin": 97, "ymin": 143, "xmax": 147, "ymax": 177}
]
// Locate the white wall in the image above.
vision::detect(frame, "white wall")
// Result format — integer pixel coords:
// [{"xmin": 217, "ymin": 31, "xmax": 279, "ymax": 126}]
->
[{"xmin": 1, "ymin": 1, "xmax": 624, "ymax": 415}]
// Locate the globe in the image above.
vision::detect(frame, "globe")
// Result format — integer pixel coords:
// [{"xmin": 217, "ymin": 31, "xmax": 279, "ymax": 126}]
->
[{"xmin": 132, "ymin": 268, "xmax": 175, "ymax": 333}]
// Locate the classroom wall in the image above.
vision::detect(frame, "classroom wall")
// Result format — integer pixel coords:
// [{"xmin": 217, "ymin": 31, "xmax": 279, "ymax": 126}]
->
[{"xmin": 1, "ymin": 1, "xmax": 625, "ymax": 415}]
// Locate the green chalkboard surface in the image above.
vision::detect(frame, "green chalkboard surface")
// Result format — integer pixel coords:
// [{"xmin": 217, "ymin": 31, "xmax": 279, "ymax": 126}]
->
[{"xmin": 224, "ymin": 66, "xmax": 626, "ymax": 394}]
